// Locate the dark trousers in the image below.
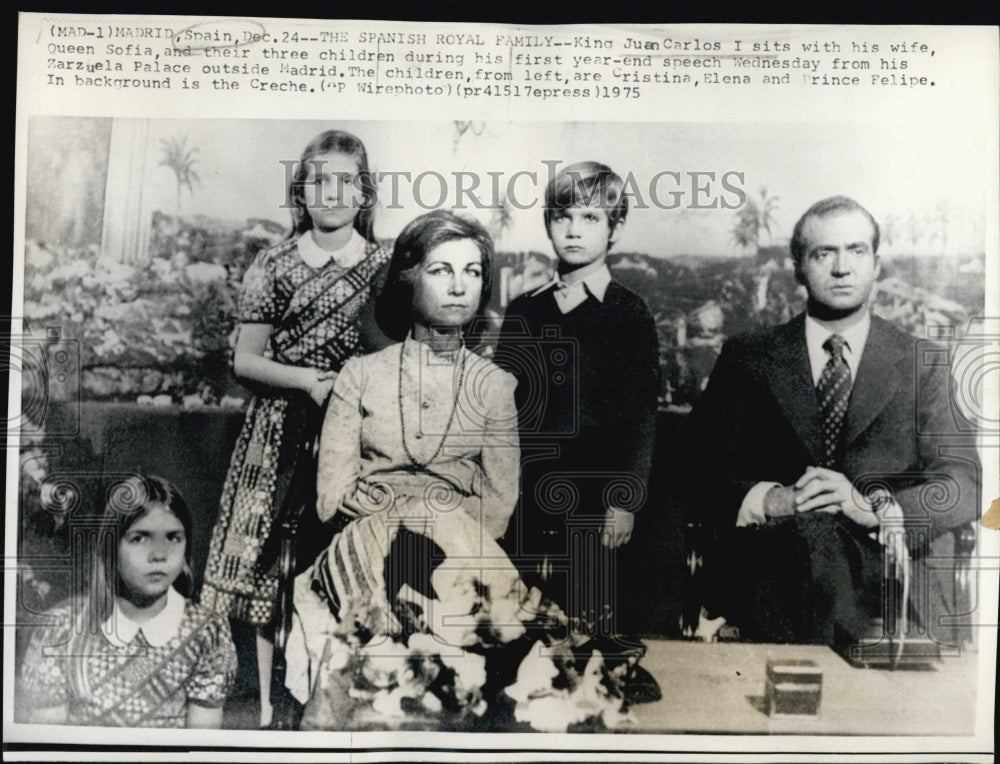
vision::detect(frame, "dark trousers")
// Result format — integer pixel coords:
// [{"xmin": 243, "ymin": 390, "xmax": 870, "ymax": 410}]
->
[
  {"xmin": 702, "ymin": 513, "xmax": 883, "ymax": 644},
  {"xmin": 502, "ymin": 502, "xmax": 635, "ymax": 646}
]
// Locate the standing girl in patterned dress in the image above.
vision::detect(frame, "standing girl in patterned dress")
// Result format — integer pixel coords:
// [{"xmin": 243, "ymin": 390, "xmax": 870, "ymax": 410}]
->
[
  {"xmin": 20, "ymin": 475, "xmax": 238, "ymax": 728},
  {"xmin": 199, "ymin": 130, "xmax": 390, "ymax": 728}
]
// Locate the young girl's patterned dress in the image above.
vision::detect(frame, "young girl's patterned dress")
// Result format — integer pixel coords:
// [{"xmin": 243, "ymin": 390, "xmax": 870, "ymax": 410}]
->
[
  {"xmin": 200, "ymin": 232, "xmax": 390, "ymax": 625},
  {"xmin": 20, "ymin": 590, "xmax": 237, "ymax": 727}
]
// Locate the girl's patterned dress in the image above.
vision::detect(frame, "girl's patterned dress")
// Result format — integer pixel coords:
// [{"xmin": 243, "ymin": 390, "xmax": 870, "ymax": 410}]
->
[
  {"xmin": 20, "ymin": 590, "xmax": 237, "ymax": 727},
  {"xmin": 200, "ymin": 232, "xmax": 390, "ymax": 625}
]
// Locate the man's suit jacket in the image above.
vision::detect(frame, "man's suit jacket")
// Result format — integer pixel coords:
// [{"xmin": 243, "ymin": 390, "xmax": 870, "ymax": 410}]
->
[
  {"xmin": 687, "ymin": 312, "xmax": 980, "ymax": 545},
  {"xmin": 685, "ymin": 312, "xmax": 980, "ymax": 642}
]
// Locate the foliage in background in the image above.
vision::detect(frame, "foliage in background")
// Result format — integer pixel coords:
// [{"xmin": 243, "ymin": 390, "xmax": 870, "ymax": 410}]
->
[
  {"xmin": 24, "ymin": 212, "xmax": 983, "ymax": 411},
  {"xmin": 607, "ymin": 248, "xmax": 981, "ymax": 408},
  {"xmin": 23, "ymin": 215, "xmax": 285, "ymax": 405}
]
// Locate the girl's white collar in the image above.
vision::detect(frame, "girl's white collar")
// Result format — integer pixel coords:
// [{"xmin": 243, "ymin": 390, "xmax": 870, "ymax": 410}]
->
[
  {"xmin": 102, "ymin": 586, "xmax": 186, "ymax": 648},
  {"xmin": 298, "ymin": 229, "xmax": 367, "ymax": 270}
]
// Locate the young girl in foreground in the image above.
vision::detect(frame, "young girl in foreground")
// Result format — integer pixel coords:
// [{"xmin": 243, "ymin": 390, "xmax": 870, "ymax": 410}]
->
[
  {"xmin": 199, "ymin": 129, "xmax": 391, "ymax": 727},
  {"xmin": 20, "ymin": 475, "xmax": 237, "ymax": 728}
]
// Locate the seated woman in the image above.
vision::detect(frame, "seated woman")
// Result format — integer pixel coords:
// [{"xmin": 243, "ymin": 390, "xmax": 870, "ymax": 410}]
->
[
  {"xmin": 284, "ymin": 211, "xmax": 646, "ymax": 732},
  {"xmin": 317, "ymin": 207, "xmax": 518, "ymax": 547}
]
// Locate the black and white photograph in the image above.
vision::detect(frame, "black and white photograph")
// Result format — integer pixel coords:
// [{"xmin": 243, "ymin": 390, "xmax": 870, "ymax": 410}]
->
[{"xmin": 5, "ymin": 15, "xmax": 998, "ymax": 763}]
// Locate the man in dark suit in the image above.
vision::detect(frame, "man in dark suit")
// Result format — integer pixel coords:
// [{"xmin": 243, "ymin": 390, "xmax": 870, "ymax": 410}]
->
[{"xmin": 686, "ymin": 196, "xmax": 980, "ymax": 645}]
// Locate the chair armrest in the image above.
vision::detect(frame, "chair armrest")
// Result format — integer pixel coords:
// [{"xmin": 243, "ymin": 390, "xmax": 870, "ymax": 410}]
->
[
  {"xmin": 952, "ymin": 522, "xmax": 976, "ymax": 557},
  {"xmin": 951, "ymin": 521, "xmax": 976, "ymax": 645}
]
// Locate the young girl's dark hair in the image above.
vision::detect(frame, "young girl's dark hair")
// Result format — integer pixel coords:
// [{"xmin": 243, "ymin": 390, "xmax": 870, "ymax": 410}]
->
[
  {"xmin": 374, "ymin": 210, "xmax": 494, "ymax": 347},
  {"xmin": 86, "ymin": 474, "xmax": 194, "ymax": 631},
  {"xmin": 288, "ymin": 129, "xmax": 378, "ymax": 243}
]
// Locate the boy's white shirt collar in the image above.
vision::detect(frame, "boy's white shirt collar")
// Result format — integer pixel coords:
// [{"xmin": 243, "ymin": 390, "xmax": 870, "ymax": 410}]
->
[
  {"xmin": 297, "ymin": 228, "xmax": 367, "ymax": 270},
  {"xmin": 533, "ymin": 264, "xmax": 611, "ymax": 313},
  {"xmin": 804, "ymin": 310, "xmax": 871, "ymax": 386},
  {"xmin": 102, "ymin": 586, "xmax": 186, "ymax": 648}
]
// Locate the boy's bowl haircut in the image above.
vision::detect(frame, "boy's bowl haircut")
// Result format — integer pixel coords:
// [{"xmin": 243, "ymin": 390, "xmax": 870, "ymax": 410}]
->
[{"xmin": 544, "ymin": 160, "xmax": 628, "ymax": 228}]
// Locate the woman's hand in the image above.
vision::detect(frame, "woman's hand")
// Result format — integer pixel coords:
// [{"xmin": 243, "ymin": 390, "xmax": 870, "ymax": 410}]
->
[
  {"xmin": 307, "ymin": 370, "xmax": 338, "ymax": 408},
  {"xmin": 338, "ymin": 490, "xmax": 366, "ymax": 519},
  {"xmin": 333, "ymin": 480, "xmax": 407, "ymax": 520},
  {"xmin": 233, "ymin": 323, "xmax": 339, "ymax": 404}
]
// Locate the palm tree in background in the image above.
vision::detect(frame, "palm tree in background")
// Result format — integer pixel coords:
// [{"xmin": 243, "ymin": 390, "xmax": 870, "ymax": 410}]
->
[
  {"xmin": 489, "ymin": 193, "xmax": 517, "ymax": 306},
  {"xmin": 452, "ymin": 121, "xmax": 486, "ymax": 153},
  {"xmin": 159, "ymin": 135, "xmax": 200, "ymax": 220},
  {"xmin": 729, "ymin": 187, "xmax": 780, "ymax": 314},
  {"xmin": 906, "ymin": 211, "xmax": 925, "ymax": 252},
  {"xmin": 731, "ymin": 187, "xmax": 779, "ymax": 256},
  {"xmin": 489, "ymin": 193, "xmax": 514, "ymax": 246},
  {"xmin": 931, "ymin": 200, "xmax": 951, "ymax": 252}
]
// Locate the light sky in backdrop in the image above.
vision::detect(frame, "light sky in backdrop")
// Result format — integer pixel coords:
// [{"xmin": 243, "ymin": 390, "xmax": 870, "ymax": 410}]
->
[{"xmin": 141, "ymin": 119, "xmax": 988, "ymax": 258}]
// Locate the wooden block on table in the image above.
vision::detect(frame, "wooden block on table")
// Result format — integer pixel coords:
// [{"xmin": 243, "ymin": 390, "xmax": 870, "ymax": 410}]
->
[{"xmin": 764, "ymin": 659, "xmax": 822, "ymax": 716}]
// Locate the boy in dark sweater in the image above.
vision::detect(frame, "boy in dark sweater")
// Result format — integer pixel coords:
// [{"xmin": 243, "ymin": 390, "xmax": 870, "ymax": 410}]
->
[{"xmin": 494, "ymin": 161, "xmax": 660, "ymax": 640}]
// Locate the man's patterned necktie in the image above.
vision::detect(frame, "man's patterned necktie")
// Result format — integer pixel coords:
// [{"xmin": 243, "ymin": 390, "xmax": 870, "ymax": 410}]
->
[{"xmin": 817, "ymin": 334, "xmax": 851, "ymax": 467}]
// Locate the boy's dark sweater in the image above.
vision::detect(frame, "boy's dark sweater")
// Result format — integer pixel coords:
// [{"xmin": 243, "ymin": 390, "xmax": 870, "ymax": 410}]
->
[{"xmin": 494, "ymin": 280, "xmax": 660, "ymax": 516}]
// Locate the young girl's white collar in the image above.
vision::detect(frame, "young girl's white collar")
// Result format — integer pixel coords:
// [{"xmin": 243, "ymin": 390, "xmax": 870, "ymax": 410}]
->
[
  {"xmin": 102, "ymin": 586, "xmax": 186, "ymax": 648},
  {"xmin": 298, "ymin": 228, "xmax": 367, "ymax": 270}
]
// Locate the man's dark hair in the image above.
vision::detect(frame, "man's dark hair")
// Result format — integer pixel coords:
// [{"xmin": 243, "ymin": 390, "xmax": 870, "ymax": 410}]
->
[{"xmin": 790, "ymin": 196, "xmax": 880, "ymax": 275}]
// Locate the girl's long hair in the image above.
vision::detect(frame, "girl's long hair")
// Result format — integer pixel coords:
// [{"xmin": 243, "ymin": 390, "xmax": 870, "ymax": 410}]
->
[
  {"xmin": 287, "ymin": 129, "xmax": 378, "ymax": 244},
  {"xmin": 68, "ymin": 475, "xmax": 192, "ymax": 700},
  {"xmin": 83, "ymin": 474, "xmax": 194, "ymax": 633}
]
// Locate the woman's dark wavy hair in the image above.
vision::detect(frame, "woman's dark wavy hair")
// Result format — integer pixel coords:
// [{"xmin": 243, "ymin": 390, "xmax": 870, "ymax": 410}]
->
[
  {"xmin": 85, "ymin": 474, "xmax": 194, "ymax": 632},
  {"xmin": 375, "ymin": 210, "xmax": 494, "ymax": 347},
  {"xmin": 287, "ymin": 129, "xmax": 377, "ymax": 243}
]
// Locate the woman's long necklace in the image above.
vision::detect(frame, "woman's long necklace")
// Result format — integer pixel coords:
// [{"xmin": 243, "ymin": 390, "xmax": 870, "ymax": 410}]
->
[{"xmin": 399, "ymin": 337, "xmax": 467, "ymax": 469}]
